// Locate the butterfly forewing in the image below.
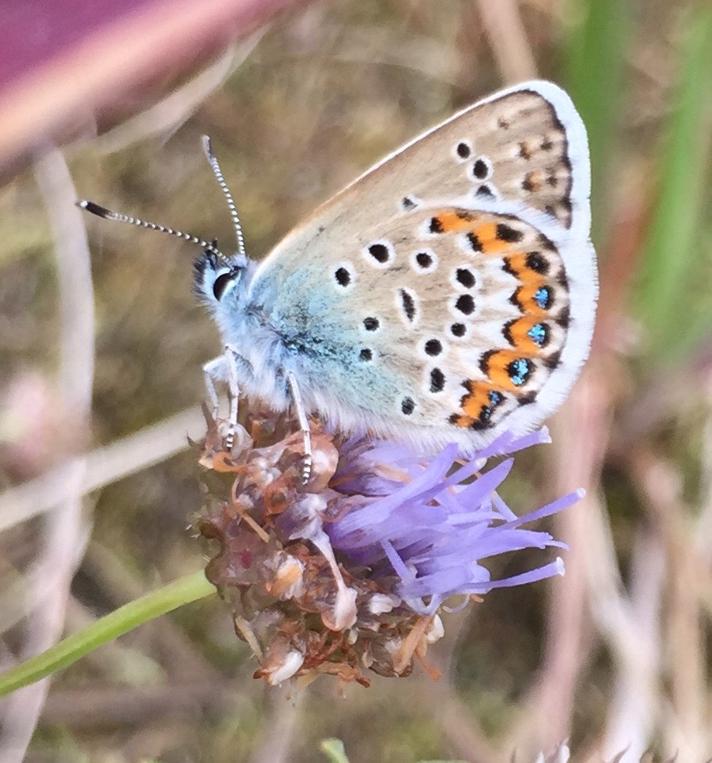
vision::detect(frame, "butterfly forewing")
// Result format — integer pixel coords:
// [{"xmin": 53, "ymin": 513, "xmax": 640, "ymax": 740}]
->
[{"xmin": 353, "ymin": 85, "xmax": 581, "ymax": 229}]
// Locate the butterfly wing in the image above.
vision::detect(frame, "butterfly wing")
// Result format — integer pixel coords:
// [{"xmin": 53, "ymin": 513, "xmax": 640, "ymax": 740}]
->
[
  {"xmin": 247, "ymin": 81, "xmax": 596, "ymax": 449},
  {"xmin": 344, "ymin": 79, "xmax": 589, "ymax": 234},
  {"xmin": 254, "ymin": 80, "xmax": 590, "ymax": 259}
]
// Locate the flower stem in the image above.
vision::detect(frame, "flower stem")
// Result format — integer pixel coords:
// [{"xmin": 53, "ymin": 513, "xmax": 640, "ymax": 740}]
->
[{"xmin": 0, "ymin": 569, "xmax": 215, "ymax": 697}]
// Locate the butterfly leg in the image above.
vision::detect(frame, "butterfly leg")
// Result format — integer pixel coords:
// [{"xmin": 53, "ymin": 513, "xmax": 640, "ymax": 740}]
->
[
  {"xmin": 286, "ymin": 371, "xmax": 313, "ymax": 484},
  {"xmin": 202, "ymin": 345, "xmax": 244, "ymax": 451},
  {"xmin": 223, "ymin": 345, "xmax": 241, "ymax": 450},
  {"xmin": 202, "ymin": 355, "xmax": 226, "ymax": 421}
]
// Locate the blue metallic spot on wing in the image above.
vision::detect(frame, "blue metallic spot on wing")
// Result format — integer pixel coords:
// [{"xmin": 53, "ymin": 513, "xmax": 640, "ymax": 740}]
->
[
  {"xmin": 508, "ymin": 358, "xmax": 531, "ymax": 386},
  {"xmin": 527, "ymin": 323, "xmax": 547, "ymax": 346},
  {"xmin": 534, "ymin": 287, "xmax": 552, "ymax": 310}
]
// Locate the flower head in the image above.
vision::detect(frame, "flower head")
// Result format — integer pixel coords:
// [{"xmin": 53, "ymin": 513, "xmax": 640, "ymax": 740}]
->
[{"xmin": 196, "ymin": 406, "xmax": 581, "ymax": 686}]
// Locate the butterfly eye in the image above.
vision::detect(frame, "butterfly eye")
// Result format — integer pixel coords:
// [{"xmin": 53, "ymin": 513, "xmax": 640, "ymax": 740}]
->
[{"xmin": 212, "ymin": 269, "xmax": 240, "ymax": 301}]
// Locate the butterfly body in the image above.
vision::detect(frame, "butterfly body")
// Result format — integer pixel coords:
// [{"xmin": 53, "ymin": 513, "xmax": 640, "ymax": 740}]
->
[
  {"xmin": 76, "ymin": 83, "xmax": 578, "ymax": 464},
  {"xmin": 193, "ymin": 80, "xmax": 596, "ymax": 455}
]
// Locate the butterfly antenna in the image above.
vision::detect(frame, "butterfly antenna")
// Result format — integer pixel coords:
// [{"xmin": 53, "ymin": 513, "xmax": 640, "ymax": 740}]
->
[
  {"xmin": 76, "ymin": 200, "xmax": 231, "ymax": 266},
  {"xmin": 201, "ymin": 135, "xmax": 246, "ymax": 259}
]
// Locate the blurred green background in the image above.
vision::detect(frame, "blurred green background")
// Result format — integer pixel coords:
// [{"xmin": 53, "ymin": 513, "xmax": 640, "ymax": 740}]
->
[{"xmin": 0, "ymin": 1, "xmax": 711, "ymax": 761}]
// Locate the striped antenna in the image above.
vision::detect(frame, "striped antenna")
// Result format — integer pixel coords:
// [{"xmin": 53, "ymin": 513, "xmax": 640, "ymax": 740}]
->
[
  {"xmin": 76, "ymin": 200, "xmax": 231, "ymax": 266},
  {"xmin": 201, "ymin": 135, "xmax": 246, "ymax": 258}
]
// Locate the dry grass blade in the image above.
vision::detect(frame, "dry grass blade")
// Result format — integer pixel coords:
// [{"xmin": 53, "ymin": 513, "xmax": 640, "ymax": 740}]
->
[
  {"xmin": 0, "ymin": 407, "xmax": 204, "ymax": 533},
  {"xmin": 0, "ymin": 149, "xmax": 95, "ymax": 761},
  {"xmin": 475, "ymin": 0, "xmax": 538, "ymax": 82}
]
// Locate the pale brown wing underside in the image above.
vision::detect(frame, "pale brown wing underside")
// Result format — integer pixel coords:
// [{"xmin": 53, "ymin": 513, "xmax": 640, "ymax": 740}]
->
[
  {"xmin": 249, "ymin": 81, "xmax": 596, "ymax": 450},
  {"xmin": 350, "ymin": 87, "xmax": 576, "ymax": 227},
  {"xmin": 324, "ymin": 206, "xmax": 570, "ymax": 431}
]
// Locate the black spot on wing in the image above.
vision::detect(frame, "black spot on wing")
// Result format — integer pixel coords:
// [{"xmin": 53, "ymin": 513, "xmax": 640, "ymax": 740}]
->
[
  {"xmin": 472, "ymin": 158, "xmax": 489, "ymax": 179},
  {"xmin": 368, "ymin": 243, "xmax": 389, "ymax": 263},
  {"xmin": 415, "ymin": 251, "xmax": 433, "ymax": 269},
  {"xmin": 334, "ymin": 267, "xmax": 350, "ymax": 287},
  {"xmin": 425, "ymin": 338, "xmax": 442, "ymax": 356},
  {"xmin": 467, "ymin": 232, "xmax": 483, "ymax": 252},
  {"xmin": 556, "ymin": 306, "xmax": 570, "ymax": 329},
  {"xmin": 496, "ymin": 223, "xmax": 523, "ymax": 243},
  {"xmin": 526, "ymin": 252, "xmax": 549, "ymax": 274},
  {"xmin": 450, "ymin": 322, "xmax": 466, "ymax": 338},
  {"xmin": 399, "ymin": 289, "xmax": 416, "ymax": 322},
  {"xmin": 430, "ymin": 368, "xmax": 445, "ymax": 393},
  {"xmin": 363, "ymin": 316, "xmax": 379, "ymax": 331},
  {"xmin": 538, "ymin": 233, "xmax": 557, "ymax": 252},
  {"xmin": 454, "ymin": 294, "xmax": 475, "ymax": 315},
  {"xmin": 455, "ymin": 268, "xmax": 476, "ymax": 288},
  {"xmin": 544, "ymin": 351, "xmax": 562, "ymax": 370}
]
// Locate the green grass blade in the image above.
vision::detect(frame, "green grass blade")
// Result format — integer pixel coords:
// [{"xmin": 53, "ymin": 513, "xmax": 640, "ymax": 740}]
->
[
  {"xmin": 637, "ymin": 7, "xmax": 712, "ymax": 358},
  {"xmin": 0, "ymin": 570, "xmax": 215, "ymax": 697},
  {"xmin": 566, "ymin": 0, "xmax": 631, "ymax": 237},
  {"xmin": 320, "ymin": 738, "xmax": 351, "ymax": 763}
]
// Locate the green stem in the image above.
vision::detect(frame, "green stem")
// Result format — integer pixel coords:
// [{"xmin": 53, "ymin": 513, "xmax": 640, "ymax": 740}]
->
[{"xmin": 0, "ymin": 569, "xmax": 215, "ymax": 697}]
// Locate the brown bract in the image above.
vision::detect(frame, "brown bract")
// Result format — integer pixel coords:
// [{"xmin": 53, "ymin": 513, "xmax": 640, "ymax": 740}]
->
[{"xmin": 195, "ymin": 406, "xmax": 443, "ymax": 687}]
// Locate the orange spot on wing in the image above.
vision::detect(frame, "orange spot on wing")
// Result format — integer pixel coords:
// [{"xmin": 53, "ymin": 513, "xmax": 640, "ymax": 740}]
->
[
  {"xmin": 458, "ymin": 380, "xmax": 507, "ymax": 430},
  {"xmin": 480, "ymin": 350, "xmax": 535, "ymax": 391},
  {"xmin": 503, "ymin": 252, "xmax": 528, "ymax": 277},
  {"xmin": 434, "ymin": 210, "xmax": 478, "ymax": 233},
  {"xmin": 504, "ymin": 316, "xmax": 547, "ymax": 354},
  {"xmin": 430, "ymin": 213, "xmax": 508, "ymax": 255},
  {"xmin": 512, "ymin": 283, "xmax": 552, "ymax": 317},
  {"xmin": 484, "ymin": 355, "xmax": 516, "ymax": 389},
  {"xmin": 504, "ymin": 253, "xmax": 548, "ymax": 290},
  {"xmin": 461, "ymin": 381, "xmax": 493, "ymax": 418},
  {"xmin": 473, "ymin": 222, "xmax": 507, "ymax": 253}
]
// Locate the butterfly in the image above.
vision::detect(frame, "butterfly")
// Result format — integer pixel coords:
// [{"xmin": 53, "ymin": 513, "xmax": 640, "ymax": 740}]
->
[{"xmin": 80, "ymin": 80, "xmax": 597, "ymax": 481}]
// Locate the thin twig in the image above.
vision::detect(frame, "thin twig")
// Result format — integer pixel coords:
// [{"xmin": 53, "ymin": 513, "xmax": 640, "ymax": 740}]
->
[
  {"xmin": 475, "ymin": 0, "xmax": 538, "ymax": 83},
  {"xmin": 0, "ymin": 148, "xmax": 95, "ymax": 761},
  {"xmin": 40, "ymin": 681, "xmax": 242, "ymax": 727},
  {"xmin": 88, "ymin": 35, "xmax": 263, "ymax": 155},
  {"xmin": 514, "ymin": 363, "xmax": 610, "ymax": 753},
  {"xmin": 249, "ymin": 686, "xmax": 303, "ymax": 763},
  {"xmin": 0, "ymin": 407, "xmax": 205, "ymax": 534},
  {"xmin": 597, "ymin": 523, "xmax": 664, "ymax": 760},
  {"xmin": 628, "ymin": 449, "xmax": 709, "ymax": 759}
]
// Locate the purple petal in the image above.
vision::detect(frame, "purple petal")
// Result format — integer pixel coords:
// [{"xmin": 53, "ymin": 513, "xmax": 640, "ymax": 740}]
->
[{"xmin": 325, "ymin": 428, "xmax": 581, "ymax": 612}]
